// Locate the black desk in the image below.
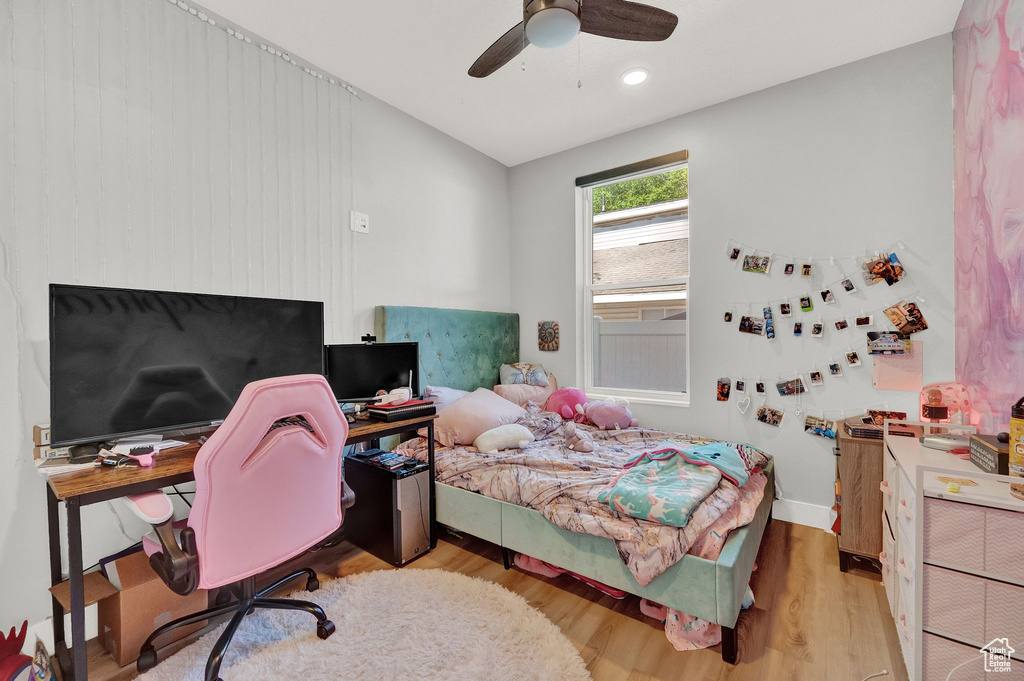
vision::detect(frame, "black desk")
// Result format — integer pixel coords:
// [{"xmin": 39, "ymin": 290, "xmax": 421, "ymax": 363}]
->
[{"xmin": 45, "ymin": 414, "xmax": 436, "ymax": 681}]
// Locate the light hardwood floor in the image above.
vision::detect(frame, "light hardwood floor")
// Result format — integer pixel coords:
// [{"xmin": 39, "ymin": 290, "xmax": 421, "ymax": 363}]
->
[{"xmin": 76, "ymin": 521, "xmax": 907, "ymax": 681}]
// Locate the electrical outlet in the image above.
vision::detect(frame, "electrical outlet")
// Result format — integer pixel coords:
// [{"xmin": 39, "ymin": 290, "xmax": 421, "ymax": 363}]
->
[{"xmin": 350, "ymin": 211, "xmax": 369, "ymax": 234}]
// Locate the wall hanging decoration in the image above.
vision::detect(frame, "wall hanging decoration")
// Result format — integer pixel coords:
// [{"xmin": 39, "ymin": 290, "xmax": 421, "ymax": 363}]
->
[
  {"xmin": 717, "ymin": 378, "xmax": 731, "ymax": 401},
  {"xmin": 738, "ymin": 316, "xmax": 764, "ymax": 335},
  {"xmin": 742, "ymin": 254, "xmax": 772, "ymax": 274},
  {"xmin": 883, "ymin": 301, "xmax": 928, "ymax": 334},
  {"xmin": 776, "ymin": 377, "xmax": 806, "ymax": 396},
  {"xmin": 804, "ymin": 415, "xmax": 838, "ymax": 439},
  {"xmin": 862, "ymin": 253, "xmax": 906, "ymax": 286},
  {"xmin": 538, "ymin": 321, "xmax": 559, "ymax": 351},
  {"xmin": 866, "ymin": 332, "xmax": 911, "ymax": 355},
  {"xmin": 756, "ymin": 405, "xmax": 784, "ymax": 426}
]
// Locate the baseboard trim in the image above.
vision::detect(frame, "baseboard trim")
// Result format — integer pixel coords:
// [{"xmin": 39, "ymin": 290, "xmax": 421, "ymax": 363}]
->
[
  {"xmin": 23, "ymin": 605, "xmax": 98, "ymax": 656},
  {"xmin": 772, "ymin": 498, "xmax": 833, "ymax": 531}
]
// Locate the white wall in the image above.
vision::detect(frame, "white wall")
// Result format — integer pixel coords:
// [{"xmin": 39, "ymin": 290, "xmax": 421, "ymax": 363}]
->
[
  {"xmin": 0, "ymin": 0, "xmax": 509, "ymax": 627},
  {"xmin": 509, "ymin": 36, "xmax": 955, "ymax": 525}
]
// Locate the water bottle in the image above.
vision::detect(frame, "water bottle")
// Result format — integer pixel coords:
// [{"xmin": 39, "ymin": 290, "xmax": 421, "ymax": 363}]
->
[{"xmin": 1010, "ymin": 397, "xmax": 1024, "ymax": 500}]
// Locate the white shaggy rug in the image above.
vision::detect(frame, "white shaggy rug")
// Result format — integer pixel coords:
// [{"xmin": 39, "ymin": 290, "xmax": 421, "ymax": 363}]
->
[{"xmin": 138, "ymin": 569, "xmax": 592, "ymax": 681}]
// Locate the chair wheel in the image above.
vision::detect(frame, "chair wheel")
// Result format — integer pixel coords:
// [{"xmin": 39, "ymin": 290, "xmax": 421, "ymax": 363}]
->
[
  {"xmin": 317, "ymin": 620, "xmax": 336, "ymax": 640},
  {"xmin": 305, "ymin": 576, "xmax": 320, "ymax": 592},
  {"xmin": 137, "ymin": 645, "xmax": 158, "ymax": 673},
  {"xmin": 214, "ymin": 589, "xmax": 233, "ymax": 606}
]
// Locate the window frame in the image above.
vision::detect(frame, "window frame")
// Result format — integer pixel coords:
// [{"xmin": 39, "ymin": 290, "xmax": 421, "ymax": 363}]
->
[{"xmin": 575, "ymin": 161, "xmax": 691, "ymax": 407}]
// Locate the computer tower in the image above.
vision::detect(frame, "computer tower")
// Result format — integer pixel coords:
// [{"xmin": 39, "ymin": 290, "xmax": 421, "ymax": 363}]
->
[{"xmin": 343, "ymin": 452, "xmax": 431, "ymax": 566}]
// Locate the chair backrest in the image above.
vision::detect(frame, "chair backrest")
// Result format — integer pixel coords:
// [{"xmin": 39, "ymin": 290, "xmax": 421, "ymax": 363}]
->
[{"xmin": 187, "ymin": 374, "xmax": 348, "ymax": 589}]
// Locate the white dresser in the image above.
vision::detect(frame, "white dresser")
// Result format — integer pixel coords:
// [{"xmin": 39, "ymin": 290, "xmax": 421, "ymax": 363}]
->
[{"xmin": 881, "ymin": 423, "xmax": 1024, "ymax": 680}]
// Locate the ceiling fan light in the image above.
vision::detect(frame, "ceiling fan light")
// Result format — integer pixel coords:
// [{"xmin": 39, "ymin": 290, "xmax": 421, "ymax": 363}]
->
[
  {"xmin": 525, "ymin": 8, "xmax": 581, "ymax": 49},
  {"xmin": 622, "ymin": 69, "xmax": 648, "ymax": 85}
]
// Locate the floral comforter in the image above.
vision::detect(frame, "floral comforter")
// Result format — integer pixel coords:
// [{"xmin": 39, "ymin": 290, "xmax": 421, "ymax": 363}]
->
[{"xmin": 396, "ymin": 404, "xmax": 771, "ymax": 586}]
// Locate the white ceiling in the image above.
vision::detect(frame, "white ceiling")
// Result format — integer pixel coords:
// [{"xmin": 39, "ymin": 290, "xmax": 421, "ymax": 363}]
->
[{"xmin": 196, "ymin": 0, "xmax": 964, "ymax": 167}]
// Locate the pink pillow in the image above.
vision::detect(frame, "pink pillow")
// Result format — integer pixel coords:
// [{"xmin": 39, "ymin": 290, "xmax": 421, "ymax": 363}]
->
[
  {"xmin": 432, "ymin": 388, "xmax": 526, "ymax": 447},
  {"xmin": 493, "ymin": 383, "xmax": 555, "ymax": 408}
]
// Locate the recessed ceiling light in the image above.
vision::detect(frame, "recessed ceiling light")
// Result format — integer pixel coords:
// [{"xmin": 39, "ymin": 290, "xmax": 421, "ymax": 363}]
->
[{"xmin": 622, "ymin": 69, "xmax": 648, "ymax": 86}]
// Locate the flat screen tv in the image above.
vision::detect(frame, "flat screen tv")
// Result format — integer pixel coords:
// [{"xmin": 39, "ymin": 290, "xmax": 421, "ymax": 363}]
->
[
  {"xmin": 49, "ymin": 284, "xmax": 325, "ymax": 446},
  {"xmin": 324, "ymin": 343, "xmax": 419, "ymax": 403}
]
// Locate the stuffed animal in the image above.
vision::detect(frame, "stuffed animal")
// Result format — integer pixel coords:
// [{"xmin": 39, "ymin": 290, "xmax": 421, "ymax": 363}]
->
[
  {"xmin": 545, "ymin": 387, "xmax": 588, "ymax": 420},
  {"xmin": 563, "ymin": 422, "xmax": 594, "ymax": 452},
  {"xmin": 578, "ymin": 400, "xmax": 638, "ymax": 430}
]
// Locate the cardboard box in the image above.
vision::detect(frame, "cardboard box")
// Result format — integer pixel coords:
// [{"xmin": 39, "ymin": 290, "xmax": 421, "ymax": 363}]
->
[
  {"xmin": 33, "ymin": 423, "xmax": 51, "ymax": 446},
  {"xmin": 97, "ymin": 550, "xmax": 209, "ymax": 667},
  {"xmin": 33, "ymin": 445, "xmax": 71, "ymax": 460}
]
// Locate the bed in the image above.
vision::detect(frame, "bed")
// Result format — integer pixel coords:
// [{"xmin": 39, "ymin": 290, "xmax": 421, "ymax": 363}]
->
[{"xmin": 374, "ymin": 305, "xmax": 775, "ymax": 664}]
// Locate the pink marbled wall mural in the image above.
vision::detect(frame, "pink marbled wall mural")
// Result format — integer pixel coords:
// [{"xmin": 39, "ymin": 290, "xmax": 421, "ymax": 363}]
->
[{"xmin": 955, "ymin": 0, "xmax": 1024, "ymax": 430}]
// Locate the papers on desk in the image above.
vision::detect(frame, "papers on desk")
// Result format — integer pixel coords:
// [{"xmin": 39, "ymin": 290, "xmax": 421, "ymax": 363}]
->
[{"xmin": 34, "ymin": 457, "xmax": 97, "ymax": 477}]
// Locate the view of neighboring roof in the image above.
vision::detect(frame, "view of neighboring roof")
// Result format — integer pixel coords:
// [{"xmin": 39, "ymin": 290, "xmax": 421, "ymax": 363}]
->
[{"xmin": 593, "ymin": 199, "xmax": 688, "ymax": 290}]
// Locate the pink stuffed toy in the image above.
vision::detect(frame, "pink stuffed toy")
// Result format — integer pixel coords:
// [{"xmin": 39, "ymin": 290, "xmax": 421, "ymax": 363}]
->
[
  {"xmin": 545, "ymin": 387, "xmax": 588, "ymax": 420},
  {"xmin": 563, "ymin": 422, "xmax": 594, "ymax": 452},
  {"xmin": 578, "ymin": 400, "xmax": 638, "ymax": 430}
]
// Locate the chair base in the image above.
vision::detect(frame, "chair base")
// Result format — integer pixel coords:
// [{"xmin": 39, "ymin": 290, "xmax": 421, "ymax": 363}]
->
[{"xmin": 137, "ymin": 568, "xmax": 332, "ymax": 681}]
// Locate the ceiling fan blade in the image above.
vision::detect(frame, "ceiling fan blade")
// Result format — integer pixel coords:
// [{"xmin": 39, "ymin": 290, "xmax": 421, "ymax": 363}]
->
[
  {"xmin": 581, "ymin": 0, "xmax": 677, "ymax": 41},
  {"xmin": 469, "ymin": 22, "xmax": 529, "ymax": 78}
]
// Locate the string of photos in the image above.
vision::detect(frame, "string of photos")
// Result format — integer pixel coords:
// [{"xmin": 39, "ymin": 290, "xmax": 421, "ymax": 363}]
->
[{"xmin": 717, "ymin": 240, "xmax": 926, "ymax": 441}]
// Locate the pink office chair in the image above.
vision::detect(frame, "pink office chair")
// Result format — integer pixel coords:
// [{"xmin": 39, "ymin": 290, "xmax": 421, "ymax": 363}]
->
[{"xmin": 125, "ymin": 375, "xmax": 353, "ymax": 681}]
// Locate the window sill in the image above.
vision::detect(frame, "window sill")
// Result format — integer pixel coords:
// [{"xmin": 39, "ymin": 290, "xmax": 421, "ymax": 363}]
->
[{"xmin": 585, "ymin": 388, "xmax": 690, "ymax": 408}]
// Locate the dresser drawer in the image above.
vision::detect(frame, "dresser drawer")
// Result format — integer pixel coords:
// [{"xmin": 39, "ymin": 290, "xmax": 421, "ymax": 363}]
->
[
  {"xmin": 922, "ymin": 499, "xmax": 987, "ymax": 572},
  {"xmin": 922, "ymin": 565, "xmax": 986, "ymax": 643},
  {"xmin": 923, "ymin": 632, "xmax": 1024, "ymax": 680},
  {"xmin": 879, "ymin": 478, "xmax": 895, "ymax": 521},
  {"xmin": 985, "ymin": 580, "xmax": 1024, "ymax": 644},
  {"xmin": 895, "ymin": 607, "xmax": 916, "ymax": 680},
  {"xmin": 984, "ymin": 506, "xmax": 1024, "ymax": 583},
  {"xmin": 881, "ymin": 531, "xmax": 896, "ymax": 616}
]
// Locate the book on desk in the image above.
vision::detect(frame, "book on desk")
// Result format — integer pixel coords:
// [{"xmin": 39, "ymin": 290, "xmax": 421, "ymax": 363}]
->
[{"xmin": 365, "ymin": 399, "xmax": 436, "ymax": 422}]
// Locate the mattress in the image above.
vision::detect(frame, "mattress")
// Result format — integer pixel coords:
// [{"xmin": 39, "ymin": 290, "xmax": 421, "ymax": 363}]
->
[{"xmin": 396, "ymin": 404, "xmax": 771, "ymax": 586}]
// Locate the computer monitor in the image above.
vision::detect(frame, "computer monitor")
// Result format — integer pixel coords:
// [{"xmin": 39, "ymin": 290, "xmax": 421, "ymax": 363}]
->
[
  {"xmin": 324, "ymin": 342, "xmax": 419, "ymax": 403},
  {"xmin": 49, "ymin": 284, "xmax": 325, "ymax": 446}
]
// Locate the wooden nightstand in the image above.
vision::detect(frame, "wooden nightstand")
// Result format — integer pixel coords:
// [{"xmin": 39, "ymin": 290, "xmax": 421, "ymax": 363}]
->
[{"xmin": 836, "ymin": 418, "xmax": 884, "ymax": 572}]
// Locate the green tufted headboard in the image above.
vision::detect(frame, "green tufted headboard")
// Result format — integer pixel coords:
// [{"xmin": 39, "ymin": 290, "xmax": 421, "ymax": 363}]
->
[{"xmin": 374, "ymin": 306, "xmax": 520, "ymax": 392}]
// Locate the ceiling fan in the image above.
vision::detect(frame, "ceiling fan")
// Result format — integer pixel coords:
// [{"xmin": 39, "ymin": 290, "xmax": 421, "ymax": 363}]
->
[{"xmin": 468, "ymin": 0, "xmax": 678, "ymax": 78}]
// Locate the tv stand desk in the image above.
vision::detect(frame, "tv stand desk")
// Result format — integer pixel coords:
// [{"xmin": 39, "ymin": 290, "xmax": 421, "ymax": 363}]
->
[{"xmin": 45, "ymin": 414, "xmax": 437, "ymax": 681}]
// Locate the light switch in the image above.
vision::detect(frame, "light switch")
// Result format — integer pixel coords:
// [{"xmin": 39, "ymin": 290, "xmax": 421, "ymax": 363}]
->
[{"xmin": 350, "ymin": 211, "xmax": 369, "ymax": 234}]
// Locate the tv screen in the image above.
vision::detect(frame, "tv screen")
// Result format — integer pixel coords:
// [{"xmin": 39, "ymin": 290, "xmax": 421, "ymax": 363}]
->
[
  {"xmin": 49, "ymin": 284, "xmax": 325, "ymax": 446},
  {"xmin": 324, "ymin": 343, "xmax": 419, "ymax": 403}
]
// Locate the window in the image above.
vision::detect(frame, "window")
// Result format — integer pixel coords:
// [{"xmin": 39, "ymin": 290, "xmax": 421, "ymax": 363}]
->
[{"xmin": 577, "ymin": 154, "xmax": 689, "ymax": 405}]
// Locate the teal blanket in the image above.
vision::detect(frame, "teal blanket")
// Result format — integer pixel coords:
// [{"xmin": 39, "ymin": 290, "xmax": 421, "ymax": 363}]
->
[{"xmin": 598, "ymin": 442, "xmax": 750, "ymax": 528}]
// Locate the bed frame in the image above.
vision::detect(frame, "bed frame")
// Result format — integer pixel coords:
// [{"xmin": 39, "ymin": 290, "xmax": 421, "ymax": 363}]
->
[{"xmin": 375, "ymin": 304, "xmax": 775, "ymax": 664}]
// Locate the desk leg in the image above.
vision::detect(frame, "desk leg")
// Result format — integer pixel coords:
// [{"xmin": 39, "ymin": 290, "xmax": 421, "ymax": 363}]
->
[
  {"xmin": 67, "ymin": 498, "xmax": 88, "ymax": 681},
  {"xmin": 47, "ymin": 487, "xmax": 71, "ymax": 676},
  {"xmin": 427, "ymin": 422, "xmax": 436, "ymax": 549}
]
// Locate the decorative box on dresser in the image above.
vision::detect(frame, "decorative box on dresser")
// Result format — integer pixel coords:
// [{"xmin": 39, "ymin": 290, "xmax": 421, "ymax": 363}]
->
[
  {"xmin": 880, "ymin": 421, "xmax": 1024, "ymax": 680},
  {"xmin": 836, "ymin": 420, "xmax": 885, "ymax": 572}
]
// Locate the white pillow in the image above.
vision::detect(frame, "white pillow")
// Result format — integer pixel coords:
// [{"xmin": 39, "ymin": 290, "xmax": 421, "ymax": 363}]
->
[
  {"xmin": 473, "ymin": 424, "xmax": 535, "ymax": 454},
  {"xmin": 423, "ymin": 385, "xmax": 469, "ymax": 411}
]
